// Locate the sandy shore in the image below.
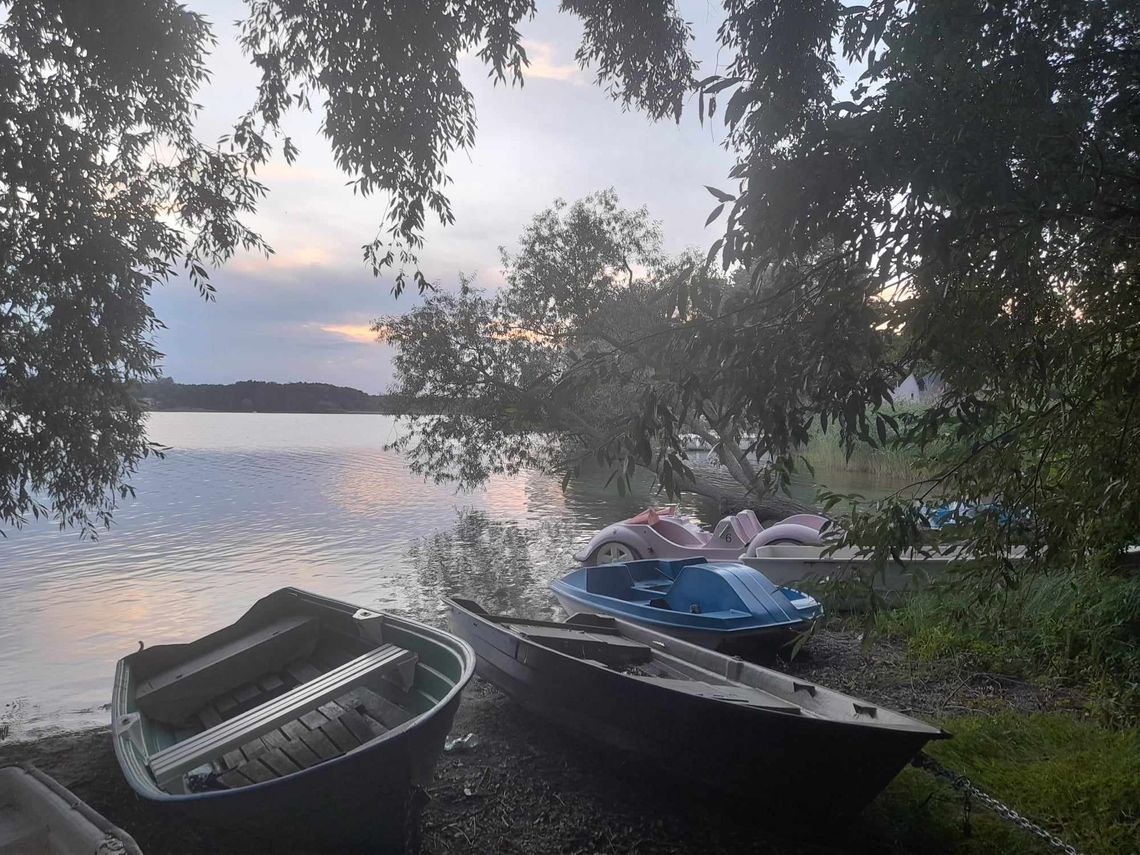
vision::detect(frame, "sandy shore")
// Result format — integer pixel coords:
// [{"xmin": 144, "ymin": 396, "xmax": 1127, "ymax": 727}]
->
[{"xmin": 0, "ymin": 630, "xmax": 1081, "ymax": 854}]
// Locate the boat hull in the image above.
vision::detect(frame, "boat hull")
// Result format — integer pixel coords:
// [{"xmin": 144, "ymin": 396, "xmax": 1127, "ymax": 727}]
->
[
  {"xmin": 112, "ymin": 588, "xmax": 475, "ymax": 852},
  {"xmin": 446, "ymin": 599, "xmax": 943, "ymax": 818}
]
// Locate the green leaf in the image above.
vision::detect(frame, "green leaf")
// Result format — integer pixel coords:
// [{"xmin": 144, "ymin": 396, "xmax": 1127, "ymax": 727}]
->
[{"xmin": 705, "ymin": 185, "xmax": 735, "ymax": 203}]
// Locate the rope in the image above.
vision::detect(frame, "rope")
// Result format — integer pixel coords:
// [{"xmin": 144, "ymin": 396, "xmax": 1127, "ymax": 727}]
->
[{"xmin": 911, "ymin": 752, "xmax": 1081, "ymax": 855}]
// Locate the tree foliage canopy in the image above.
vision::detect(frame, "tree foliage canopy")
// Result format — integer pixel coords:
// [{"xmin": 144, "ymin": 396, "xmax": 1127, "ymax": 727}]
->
[
  {"xmin": 4, "ymin": 0, "xmax": 1138, "ymax": 577},
  {"xmin": 0, "ymin": 0, "xmax": 694, "ymax": 531},
  {"xmin": 379, "ymin": 191, "xmax": 814, "ymax": 519},
  {"xmin": 691, "ymin": 0, "xmax": 1140, "ymax": 572},
  {"xmin": 1, "ymin": 1, "xmax": 266, "ymax": 531}
]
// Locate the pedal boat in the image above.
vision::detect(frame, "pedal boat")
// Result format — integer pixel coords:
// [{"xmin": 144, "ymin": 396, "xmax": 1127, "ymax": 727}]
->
[
  {"xmin": 550, "ymin": 558, "xmax": 821, "ymax": 653},
  {"xmin": 574, "ymin": 507, "xmax": 828, "ymax": 565}
]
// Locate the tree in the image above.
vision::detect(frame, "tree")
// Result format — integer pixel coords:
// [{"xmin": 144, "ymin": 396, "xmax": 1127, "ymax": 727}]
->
[
  {"xmin": 0, "ymin": 0, "xmax": 695, "ymax": 531},
  {"xmin": 1, "ymin": 1, "xmax": 266, "ymax": 532},
  {"xmin": 687, "ymin": 0, "xmax": 1140, "ymax": 575},
  {"xmin": 378, "ymin": 190, "xmax": 813, "ymax": 518}
]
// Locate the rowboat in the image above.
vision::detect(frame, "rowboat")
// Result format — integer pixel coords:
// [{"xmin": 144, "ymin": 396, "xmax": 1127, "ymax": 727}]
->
[
  {"xmin": 0, "ymin": 765, "xmax": 141, "ymax": 854},
  {"xmin": 112, "ymin": 588, "xmax": 474, "ymax": 850},
  {"xmin": 550, "ymin": 558, "xmax": 822, "ymax": 653},
  {"xmin": 444, "ymin": 598, "xmax": 947, "ymax": 816}
]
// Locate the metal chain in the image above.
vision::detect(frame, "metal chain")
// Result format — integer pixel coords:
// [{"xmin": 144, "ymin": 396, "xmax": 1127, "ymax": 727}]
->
[{"xmin": 911, "ymin": 752, "xmax": 1082, "ymax": 855}]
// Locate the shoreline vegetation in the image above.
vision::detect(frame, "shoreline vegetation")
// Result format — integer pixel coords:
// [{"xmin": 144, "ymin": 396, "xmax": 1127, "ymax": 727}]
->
[
  {"xmin": 2, "ymin": 627, "xmax": 1133, "ymax": 854},
  {"xmin": 796, "ymin": 403, "xmax": 934, "ymax": 482}
]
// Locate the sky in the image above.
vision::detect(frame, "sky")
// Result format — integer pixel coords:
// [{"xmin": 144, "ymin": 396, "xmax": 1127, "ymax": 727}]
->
[{"xmin": 153, "ymin": 1, "xmax": 739, "ymax": 394}]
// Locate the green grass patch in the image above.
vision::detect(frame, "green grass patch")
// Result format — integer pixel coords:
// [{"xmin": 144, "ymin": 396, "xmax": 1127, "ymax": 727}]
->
[
  {"xmin": 797, "ymin": 403, "xmax": 935, "ymax": 480},
  {"xmin": 874, "ymin": 574, "xmax": 1140, "ymax": 724},
  {"xmin": 864, "ymin": 712, "xmax": 1139, "ymax": 854}
]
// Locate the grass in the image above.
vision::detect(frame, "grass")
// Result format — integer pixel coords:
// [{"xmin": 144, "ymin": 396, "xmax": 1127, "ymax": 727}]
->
[
  {"xmin": 797, "ymin": 403, "xmax": 933, "ymax": 480},
  {"xmin": 875, "ymin": 574, "xmax": 1140, "ymax": 725},
  {"xmin": 866, "ymin": 712, "xmax": 1140, "ymax": 854}
]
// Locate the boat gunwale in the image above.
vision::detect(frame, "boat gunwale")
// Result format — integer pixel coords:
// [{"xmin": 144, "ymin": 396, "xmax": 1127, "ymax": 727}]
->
[{"xmin": 112, "ymin": 588, "xmax": 476, "ymax": 803}]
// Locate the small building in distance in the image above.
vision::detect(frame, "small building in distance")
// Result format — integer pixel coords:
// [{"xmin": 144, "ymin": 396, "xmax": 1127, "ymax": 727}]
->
[{"xmin": 893, "ymin": 373, "xmax": 946, "ymax": 405}]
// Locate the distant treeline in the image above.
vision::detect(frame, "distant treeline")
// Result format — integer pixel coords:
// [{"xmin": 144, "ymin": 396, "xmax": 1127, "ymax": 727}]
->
[{"xmin": 134, "ymin": 378, "xmax": 450, "ymax": 414}]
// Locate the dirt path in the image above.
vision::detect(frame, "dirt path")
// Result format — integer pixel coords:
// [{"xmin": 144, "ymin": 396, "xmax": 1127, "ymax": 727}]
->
[{"xmin": 0, "ymin": 630, "xmax": 1082, "ymax": 854}]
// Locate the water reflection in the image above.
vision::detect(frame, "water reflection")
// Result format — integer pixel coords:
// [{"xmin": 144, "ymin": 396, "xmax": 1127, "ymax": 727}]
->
[{"xmin": 405, "ymin": 511, "xmax": 579, "ymax": 622}]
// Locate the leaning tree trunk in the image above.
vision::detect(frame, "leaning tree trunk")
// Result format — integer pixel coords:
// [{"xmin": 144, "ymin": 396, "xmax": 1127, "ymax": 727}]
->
[{"xmin": 672, "ymin": 471, "xmax": 814, "ymax": 522}]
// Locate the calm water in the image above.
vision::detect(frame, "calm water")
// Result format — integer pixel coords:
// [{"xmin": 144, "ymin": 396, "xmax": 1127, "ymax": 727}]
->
[{"xmin": 0, "ymin": 412, "xmax": 889, "ymax": 740}]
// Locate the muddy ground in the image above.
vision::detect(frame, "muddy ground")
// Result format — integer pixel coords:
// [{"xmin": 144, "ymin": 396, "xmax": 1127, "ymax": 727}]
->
[{"xmin": 0, "ymin": 630, "xmax": 1082, "ymax": 854}]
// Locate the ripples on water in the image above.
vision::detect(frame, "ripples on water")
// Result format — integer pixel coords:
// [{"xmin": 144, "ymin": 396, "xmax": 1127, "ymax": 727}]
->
[{"xmin": 1, "ymin": 412, "xmax": 717, "ymax": 739}]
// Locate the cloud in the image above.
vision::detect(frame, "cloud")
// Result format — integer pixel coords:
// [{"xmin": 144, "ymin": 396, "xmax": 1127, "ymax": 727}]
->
[
  {"xmin": 318, "ymin": 323, "xmax": 379, "ymax": 344},
  {"xmin": 522, "ymin": 40, "xmax": 581, "ymax": 82}
]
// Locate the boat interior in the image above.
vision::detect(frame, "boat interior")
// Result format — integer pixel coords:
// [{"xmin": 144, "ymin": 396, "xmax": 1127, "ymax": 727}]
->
[
  {"xmin": 452, "ymin": 599, "xmax": 943, "ymax": 735},
  {"xmin": 116, "ymin": 604, "xmax": 457, "ymax": 795},
  {"xmin": 577, "ymin": 559, "xmax": 768, "ymax": 617},
  {"xmin": 645, "ymin": 515, "xmax": 710, "ymax": 546}
]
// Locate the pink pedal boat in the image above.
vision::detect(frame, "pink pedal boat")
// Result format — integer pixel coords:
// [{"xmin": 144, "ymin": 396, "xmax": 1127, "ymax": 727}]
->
[{"xmin": 573, "ymin": 506, "xmax": 829, "ymax": 566}]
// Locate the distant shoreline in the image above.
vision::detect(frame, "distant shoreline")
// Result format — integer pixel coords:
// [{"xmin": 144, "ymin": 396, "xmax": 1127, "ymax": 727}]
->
[
  {"xmin": 132, "ymin": 379, "xmax": 448, "ymax": 416},
  {"xmin": 144, "ymin": 407, "xmax": 402, "ymax": 415}
]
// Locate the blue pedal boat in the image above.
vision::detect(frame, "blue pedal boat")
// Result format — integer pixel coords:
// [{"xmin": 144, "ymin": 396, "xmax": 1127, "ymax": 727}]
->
[{"xmin": 550, "ymin": 558, "xmax": 822, "ymax": 653}]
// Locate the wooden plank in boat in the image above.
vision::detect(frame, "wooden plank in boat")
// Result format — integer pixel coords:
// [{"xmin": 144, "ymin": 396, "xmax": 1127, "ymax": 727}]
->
[
  {"xmin": 280, "ymin": 735, "xmax": 322, "ymax": 769},
  {"xmin": 217, "ymin": 768, "xmax": 253, "ymax": 789},
  {"xmin": 317, "ymin": 700, "xmax": 347, "ymax": 719},
  {"xmin": 135, "ymin": 615, "xmax": 314, "ymax": 703},
  {"xmin": 337, "ymin": 707, "xmax": 381, "ymax": 743},
  {"xmin": 239, "ymin": 736, "xmax": 270, "ymax": 762},
  {"xmin": 258, "ymin": 673, "xmax": 285, "ymax": 693},
  {"xmin": 285, "ymin": 659, "xmax": 323, "ymax": 684},
  {"xmin": 638, "ymin": 677, "xmax": 802, "ymax": 712},
  {"xmin": 197, "ymin": 704, "xmax": 223, "ymax": 729},
  {"xmin": 214, "ymin": 692, "xmax": 239, "ymax": 715},
  {"xmin": 234, "ymin": 758, "xmax": 275, "ymax": 784},
  {"xmin": 340, "ymin": 687, "xmax": 411, "ymax": 730},
  {"xmin": 299, "ymin": 708, "xmax": 328, "ymax": 729},
  {"xmin": 233, "ymin": 682, "xmax": 261, "ymax": 704},
  {"xmin": 317, "ymin": 716, "xmax": 360, "ymax": 754},
  {"xmin": 511, "ymin": 624, "xmax": 646, "ymax": 648},
  {"xmin": 260, "ymin": 728, "xmax": 291, "ymax": 751},
  {"xmin": 294, "ymin": 724, "xmax": 340, "ymax": 762},
  {"xmin": 280, "ymin": 719, "xmax": 311, "ymax": 743},
  {"xmin": 260, "ymin": 748, "xmax": 300, "ymax": 778},
  {"xmin": 222, "ymin": 748, "xmax": 245, "ymax": 770}
]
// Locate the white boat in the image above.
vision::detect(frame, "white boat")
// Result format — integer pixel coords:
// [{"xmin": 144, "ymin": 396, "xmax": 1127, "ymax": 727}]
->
[
  {"xmin": 737, "ymin": 544, "xmax": 983, "ymax": 604},
  {"xmin": 680, "ymin": 433, "xmax": 711, "ymax": 452}
]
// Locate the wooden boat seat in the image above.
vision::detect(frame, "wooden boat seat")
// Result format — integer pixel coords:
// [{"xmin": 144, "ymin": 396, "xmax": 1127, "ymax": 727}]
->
[
  {"xmin": 136, "ymin": 615, "xmax": 318, "ymax": 723},
  {"xmin": 148, "ymin": 643, "xmax": 417, "ymax": 789}
]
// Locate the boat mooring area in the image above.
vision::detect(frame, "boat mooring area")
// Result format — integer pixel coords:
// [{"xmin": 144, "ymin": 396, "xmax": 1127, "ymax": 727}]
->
[{"xmin": 1, "ymin": 629, "xmax": 1087, "ymax": 854}]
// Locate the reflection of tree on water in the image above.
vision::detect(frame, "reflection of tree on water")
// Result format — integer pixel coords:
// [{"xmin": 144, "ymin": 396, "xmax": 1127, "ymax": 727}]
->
[{"xmin": 406, "ymin": 510, "xmax": 580, "ymax": 621}]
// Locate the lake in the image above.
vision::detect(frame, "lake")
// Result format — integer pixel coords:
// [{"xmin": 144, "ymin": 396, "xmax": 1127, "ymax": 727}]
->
[{"xmin": 0, "ymin": 412, "xmax": 883, "ymax": 740}]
